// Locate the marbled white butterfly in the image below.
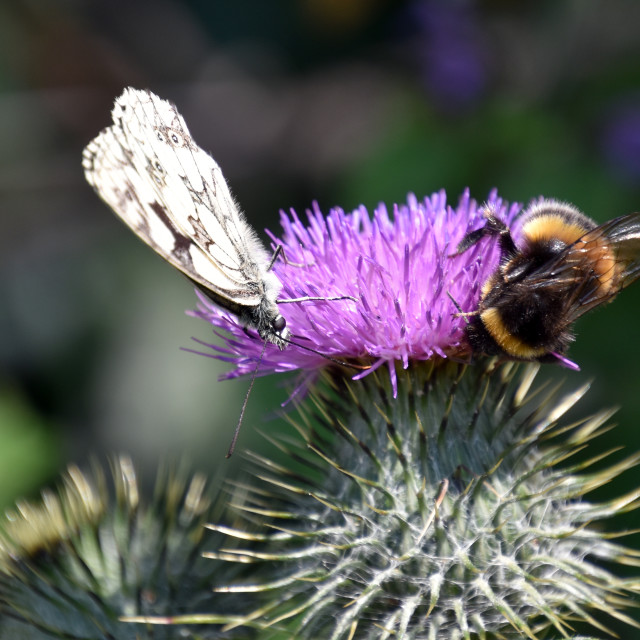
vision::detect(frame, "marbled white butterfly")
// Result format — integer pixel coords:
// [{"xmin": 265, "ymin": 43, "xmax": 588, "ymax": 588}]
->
[{"xmin": 83, "ymin": 87, "xmax": 292, "ymax": 349}]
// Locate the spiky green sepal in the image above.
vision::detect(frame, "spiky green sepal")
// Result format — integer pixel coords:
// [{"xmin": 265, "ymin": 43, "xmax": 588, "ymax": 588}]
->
[
  {"xmin": 210, "ymin": 361, "xmax": 640, "ymax": 639},
  {"xmin": 0, "ymin": 457, "xmax": 238, "ymax": 639}
]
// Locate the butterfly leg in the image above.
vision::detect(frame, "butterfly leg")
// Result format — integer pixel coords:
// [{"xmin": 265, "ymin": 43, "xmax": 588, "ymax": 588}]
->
[
  {"xmin": 271, "ymin": 245, "xmax": 358, "ymax": 303},
  {"xmin": 267, "ymin": 244, "xmax": 310, "ymax": 269},
  {"xmin": 268, "ymin": 243, "xmax": 323, "ymax": 269}
]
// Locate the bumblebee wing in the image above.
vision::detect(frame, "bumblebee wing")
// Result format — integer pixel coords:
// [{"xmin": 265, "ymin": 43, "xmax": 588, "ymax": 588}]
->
[
  {"xmin": 82, "ymin": 88, "xmax": 268, "ymax": 312},
  {"xmin": 595, "ymin": 212, "xmax": 640, "ymax": 287},
  {"xmin": 528, "ymin": 212, "xmax": 640, "ymax": 323}
]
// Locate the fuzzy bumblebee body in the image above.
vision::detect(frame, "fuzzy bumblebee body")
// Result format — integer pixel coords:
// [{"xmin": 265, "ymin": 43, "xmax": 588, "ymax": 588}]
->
[{"xmin": 453, "ymin": 200, "xmax": 640, "ymax": 365}]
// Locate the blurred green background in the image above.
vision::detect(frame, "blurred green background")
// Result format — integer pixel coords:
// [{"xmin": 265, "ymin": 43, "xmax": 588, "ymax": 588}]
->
[{"xmin": 0, "ymin": 0, "xmax": 639, "ymax": 629}]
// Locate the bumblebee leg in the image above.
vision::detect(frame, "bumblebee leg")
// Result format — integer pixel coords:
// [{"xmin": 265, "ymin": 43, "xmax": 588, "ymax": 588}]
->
[
  {"xmin": 447, "ymin": 291, "xmax": 480, "ymax": 322},
  {"xmin": 452, "ymin": 214, "xmax": 518, "ymax": 258},
  {"xmin": 450, "ymin": 227, "xmax": 488, "ymax": 255},
  {"xmin": 484, "ymin": 214, "xmax": 518, "ymax": 258}
]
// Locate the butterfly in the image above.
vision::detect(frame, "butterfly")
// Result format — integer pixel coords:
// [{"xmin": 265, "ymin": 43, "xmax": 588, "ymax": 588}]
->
[
  {"xmin": 83, "ymin": 88, "xmax": 363, "ymax": 456},
  {"xmin": 83, "ymin": 87, "xmax": 292, "ymax": 349}
]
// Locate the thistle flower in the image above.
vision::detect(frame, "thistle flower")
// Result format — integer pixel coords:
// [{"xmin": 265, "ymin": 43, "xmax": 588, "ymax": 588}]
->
[
  {"xmin": 186, "ymin": 189, "xmax": 640, "ymax": 638},
  {"xmin": 189, "ymin": 189, "xmax": 520, "ymax": 391}
]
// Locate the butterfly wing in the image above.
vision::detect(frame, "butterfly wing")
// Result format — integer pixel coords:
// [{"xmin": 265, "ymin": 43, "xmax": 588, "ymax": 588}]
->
[{"xmin": 82, "ymin": 88, "xmax": 274, "ymax": 316}]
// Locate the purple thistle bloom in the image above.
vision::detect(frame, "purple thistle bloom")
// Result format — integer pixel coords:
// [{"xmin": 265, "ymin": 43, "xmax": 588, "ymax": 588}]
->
[{"xmin": 188, "ymin": 189, "xmax": 520, "ymax": 394}]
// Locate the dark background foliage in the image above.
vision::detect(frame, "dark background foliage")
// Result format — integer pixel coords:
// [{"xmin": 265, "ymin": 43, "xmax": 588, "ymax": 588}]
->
[{"xmin": 1, "ymin": 0, "xmax": 639, "ymax": 631}]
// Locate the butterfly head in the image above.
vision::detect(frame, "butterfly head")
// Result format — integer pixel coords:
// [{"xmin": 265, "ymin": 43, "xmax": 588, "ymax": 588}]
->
[
  {"xmin": 271, "ymin": 314, "xmax": 291, "ymax": 350},
  {"xmin": 252, "ymin": 304, "xmax": 290, "ymax": 351}
]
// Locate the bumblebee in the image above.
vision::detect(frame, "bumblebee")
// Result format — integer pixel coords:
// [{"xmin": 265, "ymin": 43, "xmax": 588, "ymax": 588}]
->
[{"xmin": 451, "ymin": 199, "xmax": 640, "ymax": 368}]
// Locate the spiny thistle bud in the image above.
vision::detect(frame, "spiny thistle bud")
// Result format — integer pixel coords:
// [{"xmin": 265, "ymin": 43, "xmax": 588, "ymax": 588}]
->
[
  {"xmin": 0, "ymin": 457, "xmax": 239, "ymax": 639},
  {"xmin": 205, "ymin": 362, "xmax": 640, "ymax": 639}
]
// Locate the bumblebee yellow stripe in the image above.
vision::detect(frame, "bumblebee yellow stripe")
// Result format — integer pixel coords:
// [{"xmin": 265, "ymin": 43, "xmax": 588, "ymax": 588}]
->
[
  {"xmin": 480, "ymin": 307, "xmax": 548, "ymax": 359},
  {"xmin": 522, "ymin": 214, "xmax": 588, "ymax": 245}
]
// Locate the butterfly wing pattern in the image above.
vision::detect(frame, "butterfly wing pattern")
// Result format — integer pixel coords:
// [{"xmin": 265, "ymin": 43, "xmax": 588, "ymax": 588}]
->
[{"xmin": 82, "ymin": 87, "xmax": 289, "ymax": 349}]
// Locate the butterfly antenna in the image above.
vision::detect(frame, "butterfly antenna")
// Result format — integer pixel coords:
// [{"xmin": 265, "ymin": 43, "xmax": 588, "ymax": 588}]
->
[
  {"xmin": 226, "ymin": 339, "xmax": 268, "ymax": 458},
  {"xmin": 279, "ymin": 334, "xmax": 370, "ymax": 371}
]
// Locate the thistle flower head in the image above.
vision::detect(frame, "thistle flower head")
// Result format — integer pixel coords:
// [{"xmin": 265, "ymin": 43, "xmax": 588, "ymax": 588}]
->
[
  {"xmin": 184, "ymin": 188, "xmax": 640, "ymax": 639},
  {"xmin": 190, "ymin": 189, "xmax": 520, "ymax": 386}
]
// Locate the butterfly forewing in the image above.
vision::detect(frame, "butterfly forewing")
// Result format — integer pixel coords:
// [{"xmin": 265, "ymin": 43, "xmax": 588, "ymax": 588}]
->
[
  {"xmin": 82, "ymin": 87, "xmax": 287, "ymax": 347},
  {"xmin": 122, "ymin": 90, "xmax": 266, "ymax": 303}
]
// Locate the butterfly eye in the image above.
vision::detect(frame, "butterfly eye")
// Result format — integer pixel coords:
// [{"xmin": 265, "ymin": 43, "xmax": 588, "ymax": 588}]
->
[{"xmin": 273, "ymin": 316, "xmax": 286, "ymax": 333}]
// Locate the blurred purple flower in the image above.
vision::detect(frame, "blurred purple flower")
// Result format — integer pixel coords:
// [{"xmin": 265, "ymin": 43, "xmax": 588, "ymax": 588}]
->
[
  {"xmin": 408, "ymin": 0, "xmax": 486, "ymax": 108},
  {"xmin": 601, "ymin": 98, "xmax": 640, "ymax": 181},
  {"xmin": 187, "ymin": 189, "xmax": 521, "ymax": 394}
]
